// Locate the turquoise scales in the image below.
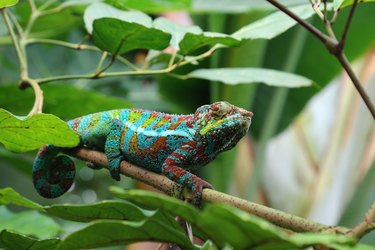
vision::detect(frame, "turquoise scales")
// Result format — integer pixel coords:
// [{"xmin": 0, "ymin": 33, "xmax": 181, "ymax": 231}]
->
[{"xmin": 32, "ymin": 101, "xmax": 253, "ymax": 204}]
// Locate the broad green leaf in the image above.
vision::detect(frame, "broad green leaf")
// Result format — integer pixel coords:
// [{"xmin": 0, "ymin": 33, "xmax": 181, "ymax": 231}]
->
[
  {"xmin": 110, "ymin": 189, "xmax": 360, "ymax": 249},
  {"xmin": 84, "ymin": 2, "xmax": 152, "ymax": 33},
  {"xmin": 0, "ymin": 206, "xmax": 61, "ymax": 239},
  {"xmin": 58, "ymin": 211, "xmax": 195, "ymax": 250},
  {"xmin": 335, "ymin": 0, "xmax": 375, "ymax": 9},
  {"xmin": 232, "ymin": 5, "xmax": 316, "ymax": 40},
  {"xmin": 0, "ymin": 84, "xmax": 134, "ymax": 120},
  {"xmin": 0, "ymin": 109, "xmax": 79, "ymax": 152},
  {"xmin": 110, "ymin": 187, "xmax": 200, "ymax": 222},
  {"xmin": 61, "ymin": 0, "xmax": 101, "ymax": 8},
  {"xmin": 105, "ymin": 0, "xmax": 192, "ymax": 13},
  {"xmin": 0, "ymin": 230, "xmax": 60, "ymax": 250},
  {"xmin": 187, "ymin": 68, "xmax": 313, "ymax": 87},
  {"xmin": 92, "ymin": 17, "xmax": 171, "ymax": 54},
  {"xmin": 153, "ymin": 17, "xmax": 202, "ymax": 49},
  {"xmin": 179, "ymin": 32, "xmax": 241, "ymax": 55},
  {"xmin": 0, "ymin": 0, "xmax": 18, "ymax": 8},
  {"xmin": 0, "ymin": 187, "xmax": 42, "ymax": 209},
  {"xmin": 45, "ymin": 200, "xmax": 146, "ymax": 222}
]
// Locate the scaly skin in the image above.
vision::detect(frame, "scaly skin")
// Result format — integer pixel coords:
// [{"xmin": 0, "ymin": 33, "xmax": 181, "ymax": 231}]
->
[{"xmin": 32, "ymin": 101, "xmax": 253, "ymax": 204}]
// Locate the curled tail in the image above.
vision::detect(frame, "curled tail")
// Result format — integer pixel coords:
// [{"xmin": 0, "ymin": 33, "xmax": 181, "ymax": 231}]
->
[{"xmin": 32, "ymin": 145, "xmax": 75, "ymax": 198}]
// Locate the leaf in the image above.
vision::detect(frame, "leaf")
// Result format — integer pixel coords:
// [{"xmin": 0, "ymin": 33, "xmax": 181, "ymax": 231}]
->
[
  {"xmin": 110, "ymin": 187, "xmax": 200, "ymax": 222},
  {"xmin": 0, "ymin": 230, "xmax": 60, "ymax": 250},
  {"xmin": 179, "ymin": 32, "xmax": 241, "ymax": 54},
  {"xmin": 192, "ymin": 0, "xmax": 307, "ymax": 13},
  {"xmin": 232, "ymin": 5, "xmax": 316, "ymax": 40},
  {"xmin": 111, "ymin": 189, "xmax": 360, "ymax": 249},
  {"xmin": 84, "ymin": 2, "xmax": 152, "ymax": 34},
  {"xmin": 105, "ymin": 0, "xmax": 192, "ymax": 13},
  {"xmin": 153, "ymin": 17, "xmax": 202, "ymax": 50},
  {"xmin": 0, "ymin": 206, "xmax": 61, "ymax": 239},
  {"xmin": 0, "ymin": 84, "xmax": 134, "ymax": 120},
  {"xmin": 92, "ymin": 17, "xmax": 171, "ymax": 54},
  {"xmin": 334, "ymin": 0, "xmax": 375, "ymax": 10},
  {"xmin": 0, "ymin": 0, "xmax": 19, "ymax": 8},
  {"xmin": 45, "ymin": 200, "xmax": 147, "ymax": 222},
  {"xmin": 57, "ymin": 211, "xmax": 196, "ymax": 250},
  {"xmin": 187, "ymin": 68, "xmax": 313, "ymax": 87},
  {"xmin": 0, "ymin": 188, "xmax": 42, "ymax": 209},
  {"xmin": 0, "ymin": 109, "xmax": 79, "ymax": 152}
]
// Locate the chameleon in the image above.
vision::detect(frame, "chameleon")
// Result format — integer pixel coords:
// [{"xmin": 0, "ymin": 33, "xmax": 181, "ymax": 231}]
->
[{"xmin": 32, "ymin": 101, "xmax": 253, "ymax": 205}]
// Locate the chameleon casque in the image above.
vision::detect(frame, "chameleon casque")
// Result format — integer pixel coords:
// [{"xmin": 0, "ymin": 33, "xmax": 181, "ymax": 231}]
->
[{"xmin": 32, "ymin": 101, "xmax": 253, "ymax": 204}]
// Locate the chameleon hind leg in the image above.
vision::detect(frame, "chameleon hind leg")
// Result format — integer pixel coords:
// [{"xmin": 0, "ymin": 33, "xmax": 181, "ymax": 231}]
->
[{"xmin": 104, "ymin": 119, "xmax": 124, "ymax": 181}]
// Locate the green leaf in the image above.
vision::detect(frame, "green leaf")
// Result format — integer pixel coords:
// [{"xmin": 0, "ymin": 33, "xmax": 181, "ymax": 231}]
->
[
  {"xmin": 232, "ymin": 5, "xmax": 316, "ymax": 40},
  {"xmin": 45, "ymin": 200, "xmax": 146, "ymax": 222},
  {"xmin": 0, "ymin": 0, "xmax": 19, "ymax": 8},
  {"xmin": 92, "ymin": 17, "xmax": 171, "ymax": 54},
  {"xmin": 153, "ymin": 17, "xmax": 202, "ymax": 50},
  {"xmin": 84, "ymin": 2, "xmax": 152, "ymax": 34},
  {"xmin": 0, "ymin": 187, "xmax": 42, "ymax": 209},
  {"xmin": 105, "ymin": 0, "xmax": 192, "ymax": 13},
  {"xmin": 334, "ymin": 0, "xmax": 375, "ymax": 10},
  {"xmin": 0, "ymin": 206, "xmax": 61, "ymax": 239},
  {"xmin": 0, "ymin": 84, "xmax": 134, "ymax": 120},
  {"xmin": 58, "ymin": 211, "xmax": 196, "ymax": 250},
  {"xmin": 110, "ymin": 187, "xmax": 200, "ymax": 222},
  {"xmin": 112, "ymin": 189, "xmax": 360, "ymax": 249},
  {"xmin": 187, "ymin": 68, "xmax": 313, "ymax": 87},
  {"xmin": 0, "ymin": 230, "xmax": 60, "ymax": 250},
  {"xmin": 0, "ymin": 109, "xmax": 79, "ymax": 152},
  {"xmin": 179, "ymin": 32, "xmax": 241, "ymax": 55}
]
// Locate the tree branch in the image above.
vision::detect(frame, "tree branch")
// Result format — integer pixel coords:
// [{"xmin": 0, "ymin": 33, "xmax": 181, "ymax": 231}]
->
[
  {"xmin": 68, "ymin": 147, "xmax": 350, "ymax": 235},
  {"xmin": 349, "ymin": 202, "xmax": 375, "ymax": 239},
  {"xmin": 265, "ymin": 0, "xmax": 375, "ymax": 119}
]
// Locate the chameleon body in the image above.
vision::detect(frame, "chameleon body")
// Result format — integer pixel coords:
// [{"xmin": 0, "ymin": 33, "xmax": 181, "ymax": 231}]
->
[{"xmin": 32, "ymin": 101, "xmax": 253, "ymax": 204}]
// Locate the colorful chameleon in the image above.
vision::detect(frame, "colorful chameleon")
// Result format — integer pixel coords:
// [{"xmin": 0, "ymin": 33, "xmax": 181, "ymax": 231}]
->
[{"xmin": 32, "ymin": 101, "xmax": 253, "ymax": 204}]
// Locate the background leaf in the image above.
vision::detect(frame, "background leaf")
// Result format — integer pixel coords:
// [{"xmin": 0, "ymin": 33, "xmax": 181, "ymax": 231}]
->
[
  {"xmin": 0, "ymin": 0, "xmax": 19, "ymax": 8},
  {"xmin": 0, "ymin": 230, "xmax": 60, "ymax": 250},
  {"xmin": 0, "ymin": 206, "xmax": 61, "ymax": 239},
  {"xmin": 187, "ymin": 68, "xmax": 313, "ymax": 87},
  {"xmin": 0, "ymin": 187, "xmax": 41, "ymax": 209}
]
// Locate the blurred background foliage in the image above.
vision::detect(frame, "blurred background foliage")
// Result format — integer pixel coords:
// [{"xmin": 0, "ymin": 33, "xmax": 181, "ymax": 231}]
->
[{"xmin": 0, "ymin": 0, "xmax": 374, "ymax": 246}]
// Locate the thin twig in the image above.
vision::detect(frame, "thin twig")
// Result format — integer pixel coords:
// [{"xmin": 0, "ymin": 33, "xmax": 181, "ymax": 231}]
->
[
  {"xmin": 21, "ymin": 78, "xmax": 44, "ymax": 115},
  {"xmin": 266, "ymin": 0, "xmax": 333, "ymax": 46},
  {"xmin": 68, "ymin": 147, "xmax": 350, "ymax": 234},
  {"xmin": 336, "ymin": 53, "xmax": 375, "ymax": 118},
  {"xmin": 339, "ymin": 0, "xmax": 358, "ymax": 50}
]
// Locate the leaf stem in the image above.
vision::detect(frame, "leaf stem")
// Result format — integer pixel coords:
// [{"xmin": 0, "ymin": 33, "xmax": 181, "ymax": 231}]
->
[{"xmin": 1, "ymin": 8, "xmax": 28, "ymax": 78}]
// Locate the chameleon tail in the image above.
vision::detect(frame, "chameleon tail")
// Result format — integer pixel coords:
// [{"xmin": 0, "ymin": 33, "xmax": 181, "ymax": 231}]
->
[{"xmin": 32, "ymin": 145, "xmax": 75, "ymax": 198}]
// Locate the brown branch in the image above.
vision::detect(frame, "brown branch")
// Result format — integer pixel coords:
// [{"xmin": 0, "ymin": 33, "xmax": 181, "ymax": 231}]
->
[
  {"xmin": 349, "ymin": 202, "xmax": 375, "ymax": 239},
  {"xmin": 68, "ymin": 147, "xmax": 350, "ymax": 234},
  {"xmin": 21, "ymin": 78, "xmax": 44, "ymax": 115}
]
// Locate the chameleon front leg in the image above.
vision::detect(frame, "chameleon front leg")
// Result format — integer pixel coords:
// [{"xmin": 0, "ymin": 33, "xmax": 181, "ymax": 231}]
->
[
  {"xmin": 104, "ymin": 119, "xmax": 124, "ymax": 181},
  {"xmin": 161, "ymin": 142, "xmax": 213, "ymax": 206}
]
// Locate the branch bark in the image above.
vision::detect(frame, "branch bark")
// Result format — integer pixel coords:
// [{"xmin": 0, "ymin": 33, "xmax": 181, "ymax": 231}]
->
[
  {"xmin": 68, "ymin": 147, "xmax": 350, "ymax": 235},
  {"xmin": 349, "ymin": 201, "xmax": 375, "ymax": 239}
]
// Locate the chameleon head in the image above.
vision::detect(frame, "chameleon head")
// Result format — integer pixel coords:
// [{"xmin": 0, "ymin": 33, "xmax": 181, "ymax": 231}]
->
[{"xmin": 194, "ymin": 101, "xmax": 253, "ymax": 153}]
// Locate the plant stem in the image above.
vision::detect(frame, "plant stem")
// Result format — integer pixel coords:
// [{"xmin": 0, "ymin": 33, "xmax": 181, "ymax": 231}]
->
[
  {"xmin": 1, "ymin": 9, "xmax": 27, "ymax": 77},
  {"xmin": 339, "ymin": 0, "xmax": 358, "ymax": 49},
  {"xmin": 69, "ymin": 147, "xmax": 350, "ymax": 234}
]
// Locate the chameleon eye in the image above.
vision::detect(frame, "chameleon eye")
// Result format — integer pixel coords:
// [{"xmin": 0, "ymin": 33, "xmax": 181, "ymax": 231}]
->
[{"xmin": 212, "ymin": 102, "xmax": 231, "ymax": 119}]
